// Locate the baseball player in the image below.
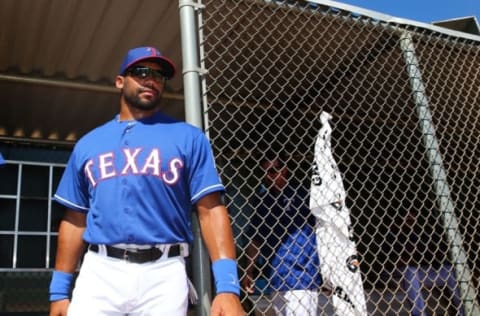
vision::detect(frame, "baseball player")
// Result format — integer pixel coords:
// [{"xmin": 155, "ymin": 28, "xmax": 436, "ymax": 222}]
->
[
  {"xmin": 309, "ymin": 111, "xmax": 367, "ymax": 316},
  {"xmin": 242, "ymin": 152, "xmax": 322, "ymax": 316},
  {"xmin": 48, "ymin": 47, "xmax": 244, "ymax": 316}
]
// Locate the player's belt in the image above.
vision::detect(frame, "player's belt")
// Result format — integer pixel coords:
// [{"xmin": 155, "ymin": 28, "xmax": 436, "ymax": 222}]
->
[{"xmin": 88, "ymin": 244, "xmax": 181, "ymax": 263}]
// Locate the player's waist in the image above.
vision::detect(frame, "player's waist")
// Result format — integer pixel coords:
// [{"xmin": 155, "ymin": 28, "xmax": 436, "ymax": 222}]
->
[{"xmin": 88, "ymin": 243, "xmax": 189, "ymax": 264}]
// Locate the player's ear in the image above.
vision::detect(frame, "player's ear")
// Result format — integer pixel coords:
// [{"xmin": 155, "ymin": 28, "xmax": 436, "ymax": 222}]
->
[{"xmin": 115, "ymin": 75, "xmax": 125, "ymax": 89}]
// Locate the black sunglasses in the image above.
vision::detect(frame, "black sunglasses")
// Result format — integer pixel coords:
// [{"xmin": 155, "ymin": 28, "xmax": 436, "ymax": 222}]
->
[{"xmin": 125, "ymin": 66, "xmax": 166, "ymax": 82}]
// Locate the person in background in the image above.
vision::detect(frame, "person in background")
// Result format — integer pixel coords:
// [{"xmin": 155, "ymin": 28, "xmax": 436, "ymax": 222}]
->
[{"xmin": 242, "ymin": 151, "xmax": 322, "ymax": 316}]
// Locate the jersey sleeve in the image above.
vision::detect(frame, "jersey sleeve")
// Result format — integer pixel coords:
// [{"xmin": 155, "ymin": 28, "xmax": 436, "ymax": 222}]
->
[
  {"xmin": 54, "ymin": 148, "xmax": 90, "ymax": 212},
  {"xmin": 188, "ymin": 133, "xmax": 225, "ymax": 204}
]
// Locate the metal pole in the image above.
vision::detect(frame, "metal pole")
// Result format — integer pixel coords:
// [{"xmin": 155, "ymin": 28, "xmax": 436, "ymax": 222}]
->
[
  {"xmin": 400, "ymin": 31, "xmax": 480, "ymax": 316},
  {"xmin": 178, "ymin": 1, "xmax": 211, "ymax": 316}
]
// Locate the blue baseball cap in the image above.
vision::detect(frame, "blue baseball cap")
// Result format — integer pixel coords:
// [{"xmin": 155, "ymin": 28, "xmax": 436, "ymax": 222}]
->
[{"xmin": 119, "ymin": 46, "xmax": 176, "ymax": 79}]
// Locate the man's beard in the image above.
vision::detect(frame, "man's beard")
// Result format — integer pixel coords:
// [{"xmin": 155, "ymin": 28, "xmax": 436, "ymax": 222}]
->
[{"xmin": 124, "ymin": 88, "xmax": 162, "ymax": 111}]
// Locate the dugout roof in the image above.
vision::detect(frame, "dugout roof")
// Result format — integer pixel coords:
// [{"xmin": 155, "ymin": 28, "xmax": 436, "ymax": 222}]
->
[
  {"xmin": 0, "ymin": 0, "xmax": 185, "ymax": 148},
  {"xmin": 0, "ymin": 0, "xmax": 478, "ymax": 148}
]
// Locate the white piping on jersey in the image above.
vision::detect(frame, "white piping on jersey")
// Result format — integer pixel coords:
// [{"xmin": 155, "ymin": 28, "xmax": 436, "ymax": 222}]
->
[
  {"xmin": 191, "ymin": 184, "xmax": 224, "ymax": 202},
  {"xmin": 54, "ymin": 194, "xmax": 89, "ymax": 211}
]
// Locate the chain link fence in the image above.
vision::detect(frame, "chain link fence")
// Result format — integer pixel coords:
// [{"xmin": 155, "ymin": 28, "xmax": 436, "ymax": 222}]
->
[{"xmin": 200, "ymin": 0, "xmax": 480, "ymax": 314}]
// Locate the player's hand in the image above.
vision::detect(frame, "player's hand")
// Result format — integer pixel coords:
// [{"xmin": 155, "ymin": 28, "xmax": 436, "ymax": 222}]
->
[
  {"xmin": 241, "ymin": 274, "xmax": 255, "ymax": 294},
  {"xmin": 49, "ymin": 299, "xmax": 69, "ymax": 316},
  {"xmin": 211, "ymin": 293, "xmax": 245, "ymax": 316}
]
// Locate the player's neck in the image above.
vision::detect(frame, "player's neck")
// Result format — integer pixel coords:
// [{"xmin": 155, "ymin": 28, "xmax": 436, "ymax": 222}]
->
[{"xmin": 119, "ymin": 104, "xmax": 160, "ymax": 121}]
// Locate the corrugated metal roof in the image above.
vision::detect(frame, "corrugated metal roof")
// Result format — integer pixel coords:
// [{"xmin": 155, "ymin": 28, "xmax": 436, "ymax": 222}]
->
[
  {"xmin": 2, "ymin": 0, "xmax": 479, "ymax": 148},
  {"xmin": 0, "ymin": 0, "xmax": 185, "ymax": 145}
]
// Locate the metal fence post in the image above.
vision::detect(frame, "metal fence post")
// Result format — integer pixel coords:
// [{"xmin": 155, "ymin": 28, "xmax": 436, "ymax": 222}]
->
[
  {"xmin": 179, "ymin": 1, "xmax": 211, "ymax": 316},
  {"xmin": 400, "ymin": 31, "xmax": 480, "ymax": 316}
]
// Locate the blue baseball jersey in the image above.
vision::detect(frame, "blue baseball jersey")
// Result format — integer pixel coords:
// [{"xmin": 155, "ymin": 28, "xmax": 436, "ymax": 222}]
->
[
  {"xmin": 250, "ymin": 183, "xmax": 322, "ymax": 291},
  {"xmin": 54, "ymin": 112, "xmax": 224, "ymax": 245}
]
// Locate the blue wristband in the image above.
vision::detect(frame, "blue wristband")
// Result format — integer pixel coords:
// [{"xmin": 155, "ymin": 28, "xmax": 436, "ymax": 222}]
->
[
  {"xmin": 49, "ymin": 271, "xmax": 74, "ymax": 302},
  {"xmin": 211, "ymin": 258, "xmax": 241, "ymax": 296}
]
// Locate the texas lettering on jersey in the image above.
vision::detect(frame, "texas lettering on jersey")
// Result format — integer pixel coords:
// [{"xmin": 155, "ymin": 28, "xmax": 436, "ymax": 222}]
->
[{"xmin": 84, "ymin": 147, "xmax": 184, "ymax": 187}]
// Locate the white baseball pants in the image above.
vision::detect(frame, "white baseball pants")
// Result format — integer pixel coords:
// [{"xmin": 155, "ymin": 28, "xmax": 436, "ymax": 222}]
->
[
  {"xmin": 271, "ymin": 290, "xmax": 319, "ymax": 316},
  {"xmin": 67, "ymin": 251, "xmax": 189, "ymax": 316}
]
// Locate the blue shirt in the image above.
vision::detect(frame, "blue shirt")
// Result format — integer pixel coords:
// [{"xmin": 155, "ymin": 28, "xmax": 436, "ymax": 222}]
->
[
  {"xmin": 250, "ymin": 183, "xmax": 322, "ymax": 291},
  {"xmin": 54, "ymin": 112, "xmax": 224, "ymax": 245},
  {"xmin": 0, "ymin": 153, "xmax": 5, "ymax": 165}
]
